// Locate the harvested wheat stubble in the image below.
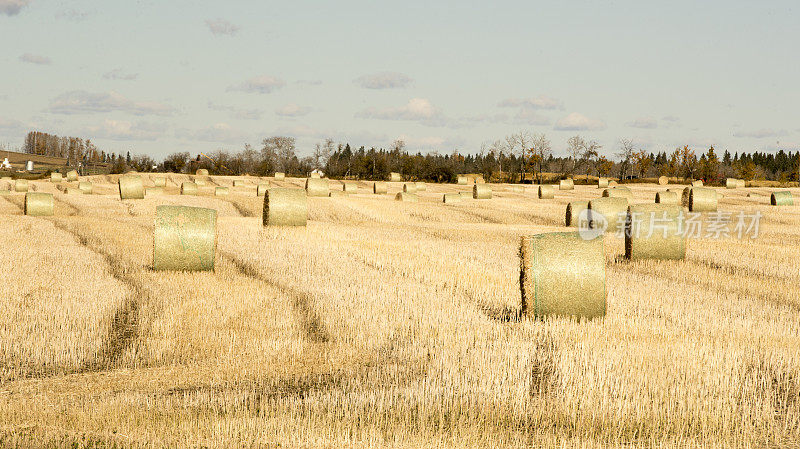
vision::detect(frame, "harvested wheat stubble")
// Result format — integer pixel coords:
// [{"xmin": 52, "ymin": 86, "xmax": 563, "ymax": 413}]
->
[
  {"xmin": 50, "ymin": 172, "xmax": 62, "ymax": 183},
  {"xmin": 66, "ymin": 170, "xmax": 78, "ymax": 182},
  {"xmin": 0, "ymin": 189, "xmax": 9, "ymax": 195},
  {"xmin": 64, "ymin": 187, "xmax": 84, "ymax": 195},
  {"xmin": 146, "ymin": 187, "xmax": 164, "ymax": 196},
  {"xmin": 456, "ymin": 175, "xmax": 468, "ymax": 185},
  {"xmin": 771, "ymin": 191, "xmax": 793, "ymax": 206},
  {"xmin": 403, "ymin": 183, "xmax": 418, "ymax": 193},
  {"xmin": 153, "ymin": 177, "xmax": 166, "ymax": 187},
  {"xmin": 689, "ymin": 187, "xmax": 717, "ymax": 212},
  {"xmin": 655, "ymin": 191, "xmax": 679, "ymax": 205},
  {"xmin": 263, "ymin": 188, "xmax": 307, "ymax": 226},
  {"xmin": 415, "ymin": 182, "xmax": 427, "ymax": 191},
  {"xmin": 78, "ymin": 181, "xmax": 92, "ymax": 194},
  {"xmin": 118, "ymin": 175, "xmax": 144, "ymax": 199},
  {"xmin": 443, "ymin": 193, "xmax": 462, "ymax": 204},
  {"xmin": 598, "ymin": 177, "xmax": 609, "ymax": 188},
  {"xmin": 588, "ymin": 197, "xmax": 628, "ymax": 233},
  {"xmin": 602, "ymin": 187, "xmax": 633, "ymax": 204},
  {"xmin": 625, "ymin": 204, "xmax": 686, "ymax": 260},
  {"xmin": 14, "ymin": 179, "xmax": 29, "ymax": 192},
  {"xmin": 305, "ymin": 178, "xmax": 330, "ymax": 197},
  {"xmin": 181, "ymin": 181, "xmax": 198, "ymax": 196},
  {"xmin": 559, "ymin": 178, "xmax": 575, "ymax": 190},
  {"xmin": 692, "ymin": 180, "xmax": 704, "ymax": 187},
  {"xmin": 509, "ymin": 185, "xmax": 524, "ymax": 193},
  {"xmin": 342, "ymin": 182, "xmax": 357, "ymax": 193},
  {"xmin": 473, "ymin": 183, "xmax": 492, "ymax": 199},
  {"xmin": 538, "ymin": 185, "xmax": 555, "ymax": 199},
  {"xmin": 519, "ymin": 232, "xmax": 606, "ymax": 319},
  {"xmin": 257, "ymin": 183, "xmax": 270, "ymax": 196},
  {"xmin": 389, "ymin": 172, "xmax": 402, "ymax": 182},
  {"xmin": 565, "ymin": 201, "xmax": 589, "ymax": 227},
  {"xmin": 395, "ymin": 192, "xmax": 418, "ymax": 202},
  {"xmin": 196, "ymin": 169, "xmax": 209, "ymax": 176},
  {"xmin": 215, "ymin": 187, "xmax": 229, "ymax": 196},
  {"xmin": 24, "ymin": 192, "xmax": 54, "ymax": 216},
  {"xmin": 273, "ymin": 172, "xmax": 285, "ymax": 180},
  {"xmin": 153, "ymin": 205, "xmax": 217, "ymax": 271},
  {"xmin": 658, "ymin": 176, "xmax": 668, "ymax": 185},
  {"xmin": 373, "ymin": 181, "xmax": 387, "ymax": 194}
]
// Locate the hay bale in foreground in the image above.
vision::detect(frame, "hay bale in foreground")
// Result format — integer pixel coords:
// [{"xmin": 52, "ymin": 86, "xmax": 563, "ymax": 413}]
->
[
  {"xmin": 602, "ymin": 187, "xmax": 633, "ymax": 204},
  {"xmin": 24, "ymin": 192, "xmax": 54, "ymax": 216},
  {"xmin": 598, "ymin": 178, "xmax": 609, "ymax": 188},
  {"xmin": 78, "ymin": 181, "xmax": 93, "ymax": 194},
  {"xmin": 395, "ymin": 192, "xmax": 418, "ymax": 202},
  {"xmin": 153, "ymin": 177, "xmax": 166, "ymax": 187},
  {"xmin": 588, "ymin": 197, "xmax": 628, "ymax": 233},
  {"xmin": 215, "ymin": 187, "xmax": 229, "ymax": 196},
  {"xmin": 342, "ymin": 182, "xmax": 357, "ymax": 193},
  {"xmin": 473, "ymin": 183, "xmax": 492, "ymax": 199},
  {"xmin": 538, "ymin": 185, "xmax": 555, "ymax": 199},
  {"xmin": 658, "ymin": 176, "xmax": 669, "ymax": 185},
  {"xmin": 519, "ymin": 232, "xmax": 606, "ymax": 319},
  {"xmin": 50, "ymin": 173, "xmax": 63, "ymax": 183},
  {"xmin": 66, "ymin": 170, "xmax": 78, "ymax": 182},
  {"xmin": 153, "ymin": 206, "xmax": 217, "ymax": 271},
  {"xmin": 373, "ymin": 181, "xmax": 388, "ymax": 194},
  {"xmin": 443, "ymin": 193, "xmax": 462, "ymax": 204},
  {"xmin": 565, "ymin": 201, "xmax": 589, "ymax": 227},
  {"xmin": 689, "ymin": 187, "xmax": 717, "ymax": 212},
  {"xmin": 692, "ymin": 180, "xmax": 704, "ymax": 187},
  {"xmin": 415, "ymin": 182, "xmax": 427, "ymax": 191},
  {"xmin": 403, "ymin": 183, "xmax": 417, "ymax": 193},
  {"xmin": 257, "ymin": 183, "xmax": 270, "ymax": 196},
  {"xmin": 559, "ymin": 178, "xmax": 574, "ymax": 190},
  {"xmin": 146, "ymin": 187, "xmax": 164, "ymax": 196},
  {"xmin": 655, "ymin": 191, "xmax": 679, "ymax": 205},
  {"xmin": 14, "ymin": 179, "xmax": 29, "ymax": 192},
  {"xmin": 456, "ymin": 175, "xmax": 468, "ymax": 185},
  {"xmin": 305, "ymin": 178, "xmax": 330, "ymax": 197},
  {"xmin": 263, "ymin": 188, "xmax": 307, "ymax": 226},
  {"xmin": 181, "ymin": 182, "xmax": 198, "ymax": 196},
  {"xmin": 118, "ymin": 175, "xmax": 144, "ymax": 199},
  {"xmin": 389, "ymin": 172, "xmax": 402, "ymax": 182},
  {"xmin": 625, "ymin": 204, "xmax": 685, "ymax": 260},
  {"xmin": 274, "ymin": 172, "xmax": 285, "ymax": 180},
  {"xmin": 771, "ymin": 191, "xmax": 793, "ymax": 206},
  {"xmin": 196, "ymin": 169, "xmax": 209, "ymax": 176}
]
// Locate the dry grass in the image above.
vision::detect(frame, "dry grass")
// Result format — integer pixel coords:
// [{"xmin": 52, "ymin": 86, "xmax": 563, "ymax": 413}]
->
[{"xmin": 0, "ymin": 178, "xmax": 799, "ymax": 448}]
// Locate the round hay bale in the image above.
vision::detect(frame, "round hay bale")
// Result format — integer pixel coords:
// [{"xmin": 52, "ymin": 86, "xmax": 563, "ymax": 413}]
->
[
  {"xmin": 146, "ymin": 187, "xmax": 164, "ymax": 196},
  {"xmin": 305, "ymin": 178, "xmax": 330, "ymax": 197},
  {"xmin": 681, "ymin": 187, "xmax": 692, "ymax": 207},
  {"xmin": 519, "ymin": 232, "xmax": 606, "ymax": 319},
  {"xmin": 373, "ymin": 181, "xmax": 388, "ymax": 194},
  {"xmin": 14, "ymin": 179, "xmax": 29, "ymax": 192},
  {"xmin": 24, "ymin": 192, "xmax": 54, "ymax": 216},
  {"xmin": 538, "ymin": 185, "xmax": 555, "ymax": 199},
  {"xmin": 565, "ymin": 201, "xmax": 589, "ymax": 227},
  {"xmin": 153, "ymin": 177, "xmax": 167, "ymax": 187},
  {"xmin": 601, "ymin": 187, "xmax": 633, "ymax": 204},
  {"xmin": 459, "ymin": 191, "xmax": 471, "ymax": 199},
  {"xmin": 508, "ymin": 185, "xmax": 524, "ymax": 193},
  {"xmin": 153, "ymin": 206, "xmax": 217, "ymax": 271},
  {"xmin": 625, "ymin": 204, "xmax": 685, "ymax": 260},
  {"xmin": 725, "ymin": 178, "xmax": 740, "ymax": 189},
  {"xmin": 215, "ymin": 187, "xmax": 229, "ymax": 196},
  {"xmin": 588, "ymin": 197, "xmax": 628, "ymax": 233},
  {"xmin": 415, "ymin": 182, "xmax": 427, "ymax": 191},
  {"xmin": 443, "ymin": 193, "xmax": 461, "ymax": 204},
  {"xmin": 118, "ymin": 175, "xmax": 144, "ymax": 199},
  {"xmin": 274, "ymin": 172, "xmax": 285, "ymax": 180},
  {"xmin": 257, "ymin": 183, "xmax": 270, "ymax": 196},
  {"xmin": 50, "ymin": 172, "xmax": 63, "ymax": 183},
  {"xmin": 263, "ymin": 188, "xmax": 307, "ymax": 226},
  {"xmin": 559, "ymin": 178, "xmax": 575, "ymax": 190},
  {"xmin": 658, "ymin": 176, "xmax": 668, "ymax": 185},
  {"xmin": 608, "ymin": 180, "xmax": 618, "ymax": 187},
  {"xmin": 456, "ymin": 176, "xmax": 468, "ymax": 185},
  {"xmin": 194, "ymin": 178, "xmax": 207, "ymax": 186},
  {"xmin": 342, "ymin": 182, "xmax": 357, "ymax": 193},
  {"xmin": 597, "ymin": 177, "xmax": 609, "ymax": 188},
  {"xmin": 655, "ymin": 191, "xmax": 679, "ymax": 205},
  {"xmin": 395, "ymin": 192, "xmax": 418, "ymax": 202},
  {"xmin": 65, "ymin": 187, "xmax": 84, "ymax": 195},
  {"xmin": 329, "ymin": 190, "xmax": 348, "ymax": 198},
  {"xmin": 233, "ymin": 180, "xmax": 246, "ymax": 187},
  {"xmin": 403, "ymin": 183, "xmax": 417, "ymax": 193},
  {"xmin": 738, "ymin": 179, "xmax": 746, "ymax": 188},
  {"xmin": 66, "ymin": 170, "xmax": 78, "ymax": 182},
  {"xmin": 196, "ymin": 169, "xmax": 209, "ymax": 176},
  {"xmin": 692, "ymin": 180, "xmax": 704, "ymax": 187},
  {"xmin": 180, "ymin": 182, "xmax": 198, "ymax": 196},
  {"xmin": 473, "ymin": 183, "xmax": 492, "ymax": 199},
  {"xmin": 771, "ymin": 191, "xmax": 793, "ymax": 206},
  {"xmin": 389, "ymin": 172, "xmax": 402, "ymax": 182},
  {"xmin": 688, "ymin": 187, "xmax": 717, "ymax": 212},
  {"xmin": 310, "ymin": 172, "xmax": 321, "ymax": 179},
  {"xmin": 78, "ymin": 181, "xmax": 93, "ymax": 194}
]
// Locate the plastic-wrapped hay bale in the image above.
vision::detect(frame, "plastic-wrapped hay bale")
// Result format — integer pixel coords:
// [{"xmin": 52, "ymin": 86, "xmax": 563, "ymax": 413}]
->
[
  {"xmin": 395, "ymin": 192, "xmax": 418, "ymax": 202},
  {"xmin": 154, "ymin": 177, "xmax": 167, "ymax": 187},
  {"xmin": 726, "ymin": 178, "xmax": 740, "ymax": 189},
  {"xmin": 15, "ymin": 179, "xmax": 29, "ymax": 192},
  {"xmin": 24, "ymin": 192, "xmax": 54, "ymax": 216},
  {"xmin": 274, "ymin": 172, "xmax": 285, "ymax": 180},
  {"xmin": 597, "ymin": 178, "xmax": 609, "ymax": 188},
  {"xmin": 78, "ymin": 181, "xmax": 93, "ymax": 194},
  {"xmin": 305, "ymin": 178, "xmax": 329, "ymax": 197},
  {"xmin": 692, "ymin": 180, "xmax": 704, "ymax": 187},
  {"xmin": 196, "ymin": 169, "xmax": 209, "ymax": 176},
  {"xmin": 66, "ymin": 170, "xmax": 78, "ymax": 182},
  {"xmin": 538, "ymin": 185, "xmax": 555, "ymax": 199},
  {"xmin": 443, "ymin": 193, "xmax": 461, "ymax": 204},
  {"xmin": 771, "ymin": 191, "xmax": 793, "ymax": 206},
  {"xmin": 588, "ymin": 197, "xmax": 628, "ymax": 233},
  {"xmin": 215, "ymin": 187, "xmax": 229, "ymax": 196},
  {"xmin": 415, "ymin": 182, "xmax": 427, "ymax": 191},
  {"xmin": 263, "ymin": 188, "xmax": 307, "ymax": 226},
  {"xmin": 342, "ymin": 182, "xmax": 357, "ymax": 193},
  {"xmin": 625, "ymin": 204, "xmax": 685, "ymax": 260},
  {"xmin": 565, "ymin": 201, "xmax": 589, "ymax": 227},
  {"xmin": 602, "ymin": 187, "xmax": 633, "ymax": 204},
  {"xmin": 559, "ymin": 178, "xmax": 574, "ymax": 190},
  {"xmin": 257, "ymin": 183, "xmax": 270, "ymax": 196},
  {"xmin": 118, "ymin": 175, "xmax": 144, "ymax": 199},
  {"xmin": 658, "ymin": 176, "xmax": 669, "ymax": 185},
  {"xmin": 389, "ymin": 172, "xmax": 402, "ymax": 182},
  {"xmin": 373, "ymin": 181, "xmax": 387, "ymax": 194},
  {"xmin": 51, "ymin": 172, "xmax": 63, "ymax": 183},
  {"xmin": 456, "ymin": 175, "xmax": 468, "ymax": 185},
  {"xmin": 689, "ymin": 187, "xmax": 717, "ymax": 212},
  {"xmin": 181, "ymin": 181, "xmax": 198, "ymax": 196},
  {"xmin": 403, "ymin": 183, "xmax": 417, "ymax": 193},
  {"xmin": 519, "ymin": 232, "xmax": 606, "ymax": 319},
  {"xmin": 146, "ymin": 187, "xmax": 164, "ymax": 196},
  {"xmin": 655, "ymin": 191, "xmax": 679, "ymax": 205},
  {"xmin": 473, "ymin": 183, "xmax": 492, "ymax": 199},
  {"xmin": 153, "ymin": 206, "xmax": 216, "ymax": 271}
]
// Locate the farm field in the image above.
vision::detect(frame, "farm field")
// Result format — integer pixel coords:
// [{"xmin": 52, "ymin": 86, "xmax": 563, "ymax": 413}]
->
[{"xmin": 1, "ymin": 174, "xmax": 799, "ymax": 448}]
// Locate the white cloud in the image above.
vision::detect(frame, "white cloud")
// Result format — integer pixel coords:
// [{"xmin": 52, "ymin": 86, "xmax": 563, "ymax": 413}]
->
[
  {"xmin": 208, "ymin": 101, "xmax": 263, "ymax": 120},
  {"xmin": 177, "ymin": 123, "xmax": 250, "ymax": 143},
  {"xmin": 205, "ymin": 18, "xmax": 239, "ymax": 36},
  {"xmin": 49, "ymin": 90, "xmax": 174, "ymax": 116},
  {"xmin": 19, "ymin": 53, "xmax": 51, "ymax": 65},
  {"xmin": 103, "ymin": 69, "xmax": 138, "ymax": 80},
  {"xmin": 498, "ymin": 95, "xmax": 563, "ymax": 110},
  {"xmin": 627, "ymin": 117, "xmax": 658, "ymax": 129},
  {"xmin": 733, "ymin": 129, "xmax": 788, "ymax": 139},
  {"xmin": 227, "ymin": 76, "xmax": 285, "ymax": 94},
  {"xmin": 357, "ymin": 98, "xmax": 440, "ymax": 122},
  {"xmin": 354, "ymin": 72, "xmax": 413, "ymax": 89},
  {"xmin": 0, "ymin": 0, "xmax": 31, "ymax": 16},
  {"xmin": 275, "ymin": 103, "xmax": 312, "ymax": 117},
  {"xmin": 553, "ymin": 112, "xmax": 606, "ymax": 131},
  {"xmin": 511, "ymin": 109, "xmax": 552, "ymax": 126},
  {"xmin": 83, "ymin": 119, "xmax": 166, "ymax": 141}
]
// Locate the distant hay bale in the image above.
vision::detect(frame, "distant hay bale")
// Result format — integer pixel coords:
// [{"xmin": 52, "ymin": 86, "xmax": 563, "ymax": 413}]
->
[
  {"xmin": 625, "ymin": 204, "xmax": 686, "ymax": 260},
  {"xmin": 66, "ymin": 170, "xmax": 78, "ymax": 182},
  {"xmin": 565, "ymin": 201, "xmax": 589, "ymax": 227},
  {"xmin": 118, "ymin": 175, "xmax": 144, "ymax": 199},
  {"xmin": 726, "ymin": 178, "xmax": 740, "ymax": 189},
  {"xmin": 310, "ymin": 172, "xmax": 321, "ymax": 179},
  {"xmin": 263, "ymin": 188, "xmax": 307, "ymax": 226},
  {"xmin": 65, "ymin": 187, "xmax": 84, "ymax": 195},
  {"xmin": 50, "ymin": 172, "xmax": 63, "ymax": 183},
  {"xmin": 153, "ymin": 205, "xmax": 217, "ymax": 271},
  {"xmin": 538, "ymin": 185, "xmax": 555, "ymax": 199},
  {"xmin": 689, "ymin": 187, "xmax": 717, "ymax": 212},
  {"xmin": 403, "ymin": 183, "xmax": 417, "ymax": 193},
  {"xmin": 456, "ymin": 175, "xmax": 468, "ymax": 185},
  {"xmin": 146, "ymin": 187, "xmax": 164, "ymax": 196},
  {"xmin": 257, "ymin": 183, "xmax": 270, "ymax": 196},
  {"xmin": 415, "ymin": 182, "xmax": 427, "ymax": 191},
  {"xmin": 658, "ymin": 176, "xmax": 668, "ymax": 185},
  {"xmin": 588, "ymin": 197, "xmax": 628, "ymax": 233},
  {"xmin": 389, "ymin": 172, "xmax": 402, "ymax": 182},
  {"xmin": 24, "ymin": 192, "xmax": 54, "ymax": 216},
  {"xmin": 233, "ymin": 180, "xmax": 245, "ymax": 187},
  {"xmin": 473, "ymin": 183, "xmax": 492, "ymax": 199},
  {"xmin": 373, "ymin": 181, "xmax": 388, "ymax": 194},
  {"xmin": 692, "ymin": 180, "xmax": 704, "ymax": 187},
  {"xmin": 509, "ymin": 185, "xmax": 524, "ymax": 193},
  {"xmin": 559, "ymin": 178, "xmax": 574, "ymax": 190},
  {"xmin": 655, "ymin": 191, "xmax": 679, "ymax": 205},
  {"xmin": 608, "ymin": 180, "xmax": 618, "ymax": 187},
  {"xmin": 153, "ymin": 177, "xmax": 166, "ymax": 187},
  {"xmin": 14, "ymin": 179, "xmax": 29, "ymax": 192},
  {"xmin": 215, "ymin": 187, "xmax": 229, "ymax": 196},
  {"xmin": 395, "ymin": 192, "xmax": 418, "ymax": 202},
  {"xmin": 180, "ymin": 181, "xmax": 198, "ymax": 196},
  {"xmin": 771, "ymin": 191, "xmax": 793, "ymax": 206},
  {"xmin": 274, "ymin": 172, "xmax": 285, "ymax": 180},
  {"xmin": 196, "ymin": 169, "xmax": 209, "ymax": 176},
  {"xmin": 78, "ymin": 181, "xmax": 92, "ymax": 194},
  {"xmin": 602, "ymin": 187, "xmax": 633, "ymax": 204},
  {"xmin": 305, "ymin": 178, "xmax": 330, "ymax": 197},
  {"xmin": 519, "ymin": 232, "xmax": 606, "ymax": 319},
  {"xmin": 194, "ymin": 178, "xmax": 207, "ymax": 186},
  {"xmin": 738, "ymin": 179, "xmax": 746, "ymax": 188},
  {"xmin": 329, "ymin": 191, "xmax": 348, "ymax": 198},
  {"xmin": 597, "ymin": 177, "xmax": 609, "ymax": 188},
  {"xmin": 459, "ymin": 191, "xmax": 471, "ymax": 199},
  {"xmin": 443, "ymin": 193, "xmax": 462, "ymax": 204},
  {"xmin": 342, "ymin": 182, "xmax": 357, "ymax": 193}
]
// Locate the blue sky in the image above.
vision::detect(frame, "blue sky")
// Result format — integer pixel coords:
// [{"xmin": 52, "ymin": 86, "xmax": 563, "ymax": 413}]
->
[{"xmin": 1, "ymin": 0, "xmax": 798, "ymax": 160}]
